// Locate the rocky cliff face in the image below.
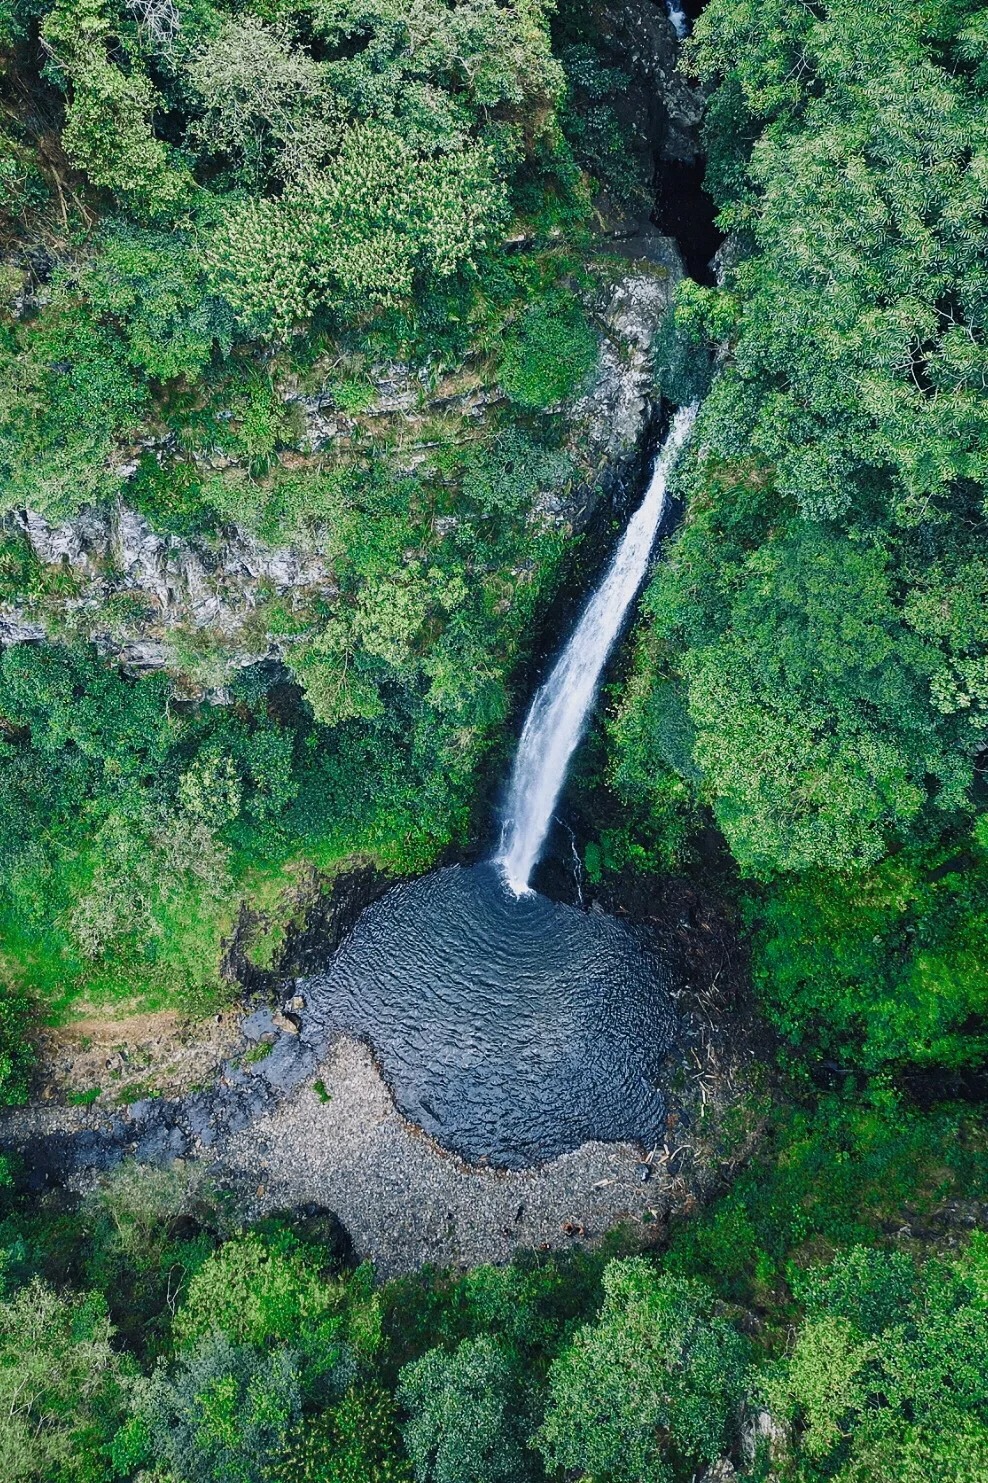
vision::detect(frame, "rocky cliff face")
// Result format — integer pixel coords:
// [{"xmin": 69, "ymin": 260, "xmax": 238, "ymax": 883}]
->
[
  {"xmin": 0, "ymin": 234, "xmax": 685, "ymax": 692},
  {"xmin": 3, "ymin": 503, "xmax": 338, "ymax": 686},
  {"xmin": 595, "ymin": 0, "xmax": 704, "ymax": 163},
  {"xmin": 573, "ymin": 235, "xmax": 684, "ymax": 469},
  {"xmin": 0, "ymin": 3, "xmax": 701, "ymax": 691}
]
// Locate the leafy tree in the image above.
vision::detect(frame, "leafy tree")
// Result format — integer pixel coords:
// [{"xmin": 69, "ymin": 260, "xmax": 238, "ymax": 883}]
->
[
  {"xmin": 209, "ymin": 126, "xmax": 509, "ymax": 334},
  {"xmin": 687, "ymin": 0, "xmax": 988, "ymax": 522},
  {"xmin": 77, "ymin": 225, "xmax": 235, "ymax": 381},
  {"xmin": 673, "ymin": 522, "xmax": 970, "ymax": 875},
  {"xmin": 458, "ymin": 429, "xmax": 573, "ymax": 519},
  {"xmin": 0, "ymin": 128, "xmax": 49, "ymax": 228},
  {"xmin": 174, "ymin": 1230, "xmax": 348, "ymax": 1393},
  {"xmin": 613, "ymin": 0, "xmax": 988, "ymax": 903},
  {"xmin": 301, "ymin": 0, "xmax": 564, "ymax": 139},
  {"xmin": 0, "ymin": 1279, "xmax": 133, "ymax": 1482},
  {"xmin": 558, "ymin": 41, "xmax": 650, "ymax": 208},
  {"xmin": 42, "ymin": 0, "xmax": 191, "ymax": 216},
  {"xmin": 397, "ymin": 1335, "xmax": 537, "ymax": 1483},
  {"xmin": 747, "ymin": 842, "xmax": 988, "ymax": 1069},
  {"xmin": 536, "ymin": 1260, "xmax": 749, "ymax": 1483},
  {"xmin": 763, "ymin": 1241, "xmax": 988, "ymax": 1480},
  {"xmin": 0, "ymin": 305, "xmax": 149, "ymax": 516},
  {"xmin": 184, "ymin": 16, "xmax": 344, "ymax": 191},
  {"xmin": 128, "ymin": 1332, "xmax": 301, "ymax": 1483}
]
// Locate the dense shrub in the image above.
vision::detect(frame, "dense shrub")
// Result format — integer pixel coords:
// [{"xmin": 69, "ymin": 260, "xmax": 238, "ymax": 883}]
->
[
  {"xmin": 276, "ymin": 1387, "xmax": 412, "ymax": 1483},
  {"xmin": 0, "ymin": 990, "xmax": 33, "ymax": 1106},
  {"xmin": 537, "ymin": 1262, "xmax": 750, "ymax": 1483},
  {"xmin": 498, "ymin": 296, "xmax": 598, "ymax": 409},
  {"xmin": 0, "ymin": 1279, "xmax": 133, "ymax": 1481},
  {"xmin": 747, "ymin": 845, "xmax": 988, "ymax": 1070},
  {"xmin": 130, "ymin": 1332, "xmax": 302, "ymax": 1483},
  {"xmin": 175, "ymin": 1231, "xmax": 349, "ymax": 1393},
  {"xmin": 398, "ymin": 1336, "xmax": 536, "ymax": 1483}
]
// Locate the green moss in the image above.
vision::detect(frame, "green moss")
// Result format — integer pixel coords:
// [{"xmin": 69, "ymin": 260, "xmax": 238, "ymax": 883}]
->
[{"xmin": 68, "ymin": 1085, "xmax": 101, "ymax": 1106}]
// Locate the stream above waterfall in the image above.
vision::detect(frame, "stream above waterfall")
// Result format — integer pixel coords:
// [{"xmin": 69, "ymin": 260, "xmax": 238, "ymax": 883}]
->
[{"xmin": 302, "ymin": 862, "xmax": 678, "ymax": 1168}]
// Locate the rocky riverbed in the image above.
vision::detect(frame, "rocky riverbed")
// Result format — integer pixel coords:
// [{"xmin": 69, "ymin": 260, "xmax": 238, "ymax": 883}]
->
[
  {"xmin": 0, "ymin": 872, "xmax": 757, "ymax": 1274},
  {"xmin": 0, "ymin": 1025, "xmax": 749, "ymax": 1277}
]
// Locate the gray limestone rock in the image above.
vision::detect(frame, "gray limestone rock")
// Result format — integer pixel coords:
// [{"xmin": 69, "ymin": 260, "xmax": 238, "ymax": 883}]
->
[
  {"xmin": 1, "ymin": 501, "xmax": 336, "ymax": 674},
  {"xmin": 0, "ymin": 614, "xmax": 46, "ymax": 644},
  {"xmin": 134, "ymin": 1121, "xmax": 188, "ymax": 1165},
  {"xmin": 700, "ymin": 1462, "xmax": 738, "ymax": 1483},
  {"xmin": 572, "ymin": 243, "xmax": 684, "ymax": 474},
  {"xmin": 741, "ymin": 1409, "xmax": 791, "ymax": 1469},
  {"xmin": 241, "ymin": 1008, "xmax": 280, "ymax": 1043}
]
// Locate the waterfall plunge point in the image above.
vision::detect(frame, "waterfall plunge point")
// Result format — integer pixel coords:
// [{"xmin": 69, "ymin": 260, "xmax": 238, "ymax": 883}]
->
[
  {"xmin": 497, "ymin": 403, "xmax": 698, "ymax": 896},
  {"xmin": 300, "ymin": 410, "xmax": 697, "ymax": 1166}
]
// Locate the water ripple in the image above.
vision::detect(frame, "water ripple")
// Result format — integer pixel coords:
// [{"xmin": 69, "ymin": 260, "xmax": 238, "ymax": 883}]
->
[{"xmin": 303, "ymin": 863, "xmax": 679, "ymax": 1168}]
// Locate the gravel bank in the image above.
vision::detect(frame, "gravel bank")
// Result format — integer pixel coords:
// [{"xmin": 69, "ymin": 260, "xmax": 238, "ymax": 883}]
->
[{"xmin": 221, "ymin": 1036, "xmax": 683, "ymax": 1277}]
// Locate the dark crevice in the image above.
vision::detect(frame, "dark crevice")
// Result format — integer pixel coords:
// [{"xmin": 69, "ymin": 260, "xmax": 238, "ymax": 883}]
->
[{"xmin": 653, "ymin": 155, "xmax": 722, "ymax": 285}]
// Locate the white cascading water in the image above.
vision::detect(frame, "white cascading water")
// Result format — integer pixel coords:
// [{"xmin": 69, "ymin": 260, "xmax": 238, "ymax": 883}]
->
[
  {"xmin": 665, "ymin": 0, "xmax": 689, "ymax": 40},
  {"xmin": 497, "ymin": 403, "xmax": 698, "ymax": 895}
]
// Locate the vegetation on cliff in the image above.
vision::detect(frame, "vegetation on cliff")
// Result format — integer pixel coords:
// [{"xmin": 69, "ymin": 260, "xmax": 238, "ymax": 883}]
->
[
  {"xmin": 611, "ymin": 0, "xmax": 988, "ymax": 1076},
  {"xmin": 0, "ymin": 0, "xmax": 636, "ymax": 1031},
  {"xmin": 0, "ymin": 1, "xmax": 986, "ymax": 1479}
]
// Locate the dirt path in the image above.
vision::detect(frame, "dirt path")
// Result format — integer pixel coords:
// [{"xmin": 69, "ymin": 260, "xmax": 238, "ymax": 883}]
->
[{"xmin": 32, "ymin": 1009, "xmax": 241, "ymax": 1106}]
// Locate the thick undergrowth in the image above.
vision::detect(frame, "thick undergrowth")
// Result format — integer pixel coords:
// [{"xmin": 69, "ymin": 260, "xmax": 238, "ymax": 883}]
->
[{"xmin": 0, "ymin": 2, "xmax": 986, "ymax": 1480}]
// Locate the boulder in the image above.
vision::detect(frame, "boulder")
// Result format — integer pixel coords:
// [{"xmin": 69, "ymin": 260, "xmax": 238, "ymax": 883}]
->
[{"xmin": 741, "ymin": 1408, "xmax": 792, "ymax": 1469}]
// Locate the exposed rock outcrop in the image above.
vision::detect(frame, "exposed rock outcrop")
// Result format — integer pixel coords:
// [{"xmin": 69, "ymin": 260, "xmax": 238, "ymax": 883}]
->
[
  {"xmin": 572, "ymin": 235, "xmax": 684, "ymax": 475},
  {"xmin": 595, "ymin": 0, "xmax": 704, "ymax": 163},
  {"xmin": 14, "ymin": 504, "xmax": 336, "ymax": 629},
  {"xmin": 0, "ymin": 239, "xmax": 686, "ymax": 686},
  {"xmin": 1, "ymin": 503, "xmax": 337, "ymax": 690},
  {"xmin": 741, "ymin": 1409, "xmax": 792, "ymax": 1475}
]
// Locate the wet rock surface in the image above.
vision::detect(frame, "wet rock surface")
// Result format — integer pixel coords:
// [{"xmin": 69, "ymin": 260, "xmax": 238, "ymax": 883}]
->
[{"xmin": 595, "ymin": 0, "xmax": 704, "ymax": 164}]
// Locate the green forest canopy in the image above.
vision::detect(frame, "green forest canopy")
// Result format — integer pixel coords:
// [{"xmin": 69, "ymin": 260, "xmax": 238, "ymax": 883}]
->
[{"xmin": 0, "ymin": 0, "xmax": 986, "ymax": 1479}]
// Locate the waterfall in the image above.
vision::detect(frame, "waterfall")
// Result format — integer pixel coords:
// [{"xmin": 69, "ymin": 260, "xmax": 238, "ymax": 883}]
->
[
  {"xmin": 497, "ymin": 403, "xmax": 698, "ymax": 896},
  {"xmin": 665, "ymin": 0, "xmax": 689, "ymax": 40}
]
